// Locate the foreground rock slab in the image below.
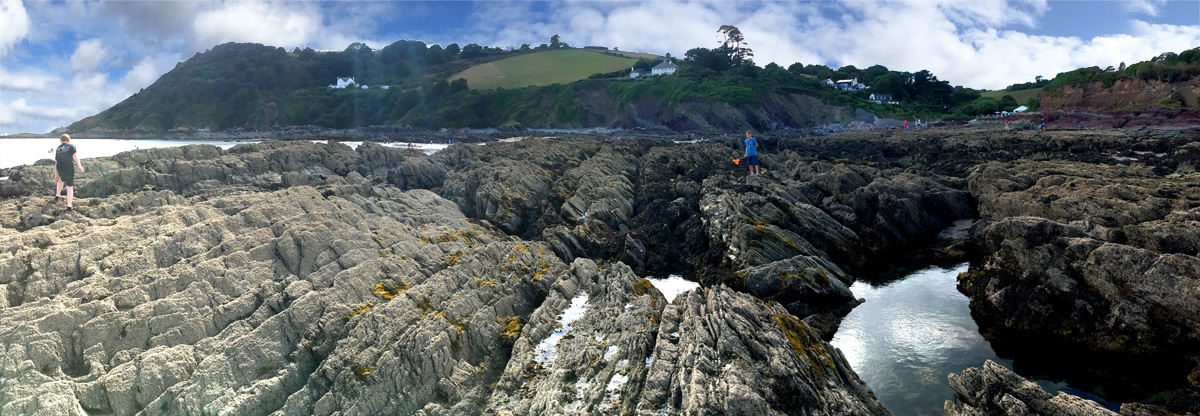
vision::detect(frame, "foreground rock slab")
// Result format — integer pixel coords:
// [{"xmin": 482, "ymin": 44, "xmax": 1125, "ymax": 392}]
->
[
  {"xmin": 0, "ymin": 141, "xmax": 888, "ymax": 415},
  {"xmin": 944, "ymin": 360, "xmax": 1116, "ymax": 416}
]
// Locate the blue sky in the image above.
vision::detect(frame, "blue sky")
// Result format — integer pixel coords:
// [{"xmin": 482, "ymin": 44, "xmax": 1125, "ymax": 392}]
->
[{"xmin": 2, "ymin": 0, "xmax": 1198, "ymax": 135}]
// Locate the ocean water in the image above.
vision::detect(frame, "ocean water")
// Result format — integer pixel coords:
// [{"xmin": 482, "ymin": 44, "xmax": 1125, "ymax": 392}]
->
[
  {"xmin": 0, "ymin": 138, "xmax": 448, "ymax": 170},
  {"xmin": 0, "ymin": 138, "xmax": 258, "ymax": 170},
  {"xmin": 645, "ymin": 274, "xmax": 700, "ymax": 302}
]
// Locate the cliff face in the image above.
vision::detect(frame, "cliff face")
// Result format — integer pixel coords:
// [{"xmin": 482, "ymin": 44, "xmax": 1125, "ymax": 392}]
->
[{"xmin": 1040, "ymin": 77, "xmax": 1200, "ymax": 111}]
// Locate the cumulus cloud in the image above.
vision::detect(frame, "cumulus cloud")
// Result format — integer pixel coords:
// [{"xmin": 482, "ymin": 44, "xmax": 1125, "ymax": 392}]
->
[
  {"xmin": 0, "ymin": 97, "xmax": 97, "ymax": 134},
  {"xmin": 70, "ymin": 39, "xmax": 110, "ymax": 73},
  {"xmin": 119, "ymin": 58, "xmax": 166, "ymax": 91},
  {"xmin": 472, "ymin": 0, "xmax": 1198, "ymax": 90},
  {"xmin": 2, "ymin": 97, "xmax": 91, "ymax": 121},
  {"xmin": 0, "ymin": 0, "xmax": 31, "ymax": 56},
  {"xmin": 192, "ymin": 1, "xmax": 322, "ymax": 50},
  {"xmin": 0, "ymin": 68, "xmax": 58, "ymax": 92},
  {"xmin": 5, "ymin": 0, "xmax": 1200, "ymax": 135},
  {"xmin": 1128, "ymin": 0, "xmax": 1166, "ymax": 16}
]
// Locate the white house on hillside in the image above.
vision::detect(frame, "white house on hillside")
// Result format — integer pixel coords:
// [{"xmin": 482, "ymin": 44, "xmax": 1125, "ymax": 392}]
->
[
  {"xmin": 869, "ymin": 93, "xmax": 895, "ymax": 104},
  {"xmin": 651, "ymin": 61, "xmax": 678, "ymax": 76},
  {"xmin": 330, "ymin": 77, "xmax": 355, "ymax": 89},
  {"xmin": 834, "ymin": 78, "xmax": 866, "ymax": 91}
]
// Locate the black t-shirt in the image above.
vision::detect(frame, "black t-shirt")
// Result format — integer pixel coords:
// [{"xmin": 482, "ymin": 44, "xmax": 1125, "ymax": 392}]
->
[{"xmin": 55, "ymin": 143, "xmax": 77, "ymax": 171}]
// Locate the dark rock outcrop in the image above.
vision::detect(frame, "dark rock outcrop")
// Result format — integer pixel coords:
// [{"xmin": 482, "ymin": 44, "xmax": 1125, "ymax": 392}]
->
[
  {"xmin": 435, "ymin": 138, "xmax": 975, "ymax": 326},
  {"xmin": 944, "ymin": 360, "xmax": 1118, "ymax": 416},
  {"xmin": 961, "ymin": 160, "xmax": 1200, "ymax": 404}
]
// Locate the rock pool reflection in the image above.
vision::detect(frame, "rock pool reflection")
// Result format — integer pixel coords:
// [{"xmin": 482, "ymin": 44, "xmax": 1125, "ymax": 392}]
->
[
  {"xmin": 830, "ymin": 263, "xmax": 1093, "ymax": 415},
  {"xmin": 832, "ymin": 263, "xmax": 997, "ymax": 415},
  {"xmin": 830, "ymin": 262, "xmax": 1187, "ymax": 415}
]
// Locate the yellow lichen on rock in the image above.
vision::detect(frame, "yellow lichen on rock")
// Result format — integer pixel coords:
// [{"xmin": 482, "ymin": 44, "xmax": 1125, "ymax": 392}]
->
[{"xmin": 373, "ymin": 282, "xmax": 410, "ymax": 300}]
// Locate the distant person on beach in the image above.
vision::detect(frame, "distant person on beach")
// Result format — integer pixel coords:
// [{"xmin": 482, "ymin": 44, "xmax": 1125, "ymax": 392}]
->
[
  {"xmin": 52, "ymin": 134, "xmax": 84, "ymax": 211},
  {"xmin": 903, "ymin": 120, "xmax": 908, "ymax": 130},
  {"xmin": 744, "ymin": 130, "xmax": 760, "ymax": 176},
  {"xmin": 916, "ymin": 119, "xmax": 922, "ymax": 129},
  {"xmin": 1038, "ymin": 117, "xmax": 1046, "ymax": 132}
]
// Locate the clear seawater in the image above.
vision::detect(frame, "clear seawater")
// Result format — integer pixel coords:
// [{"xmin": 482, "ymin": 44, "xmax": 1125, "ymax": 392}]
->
[
  {"xmin": 828, "ymin": 263, "xmax": 1158, "ymax": 415},
  {"xmin": 0, "ymin": 138, "xmax": 258, "ymax": 170},
  {"xmin": 0, "ymin": 138, "xmax": 447, "ymax": 170}
]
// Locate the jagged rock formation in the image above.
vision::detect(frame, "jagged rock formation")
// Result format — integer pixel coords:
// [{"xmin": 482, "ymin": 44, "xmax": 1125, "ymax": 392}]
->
[
  {"xmin": 944, "ymin": 360, "xmax": 1118, "ymax": 416},
  {"xmin": 0, "ymin": 140, "xmax": 890, "ymax": 415},
  {"xmin": 5, "ymin": 127, "xmax": 1200, "ymax": 415},
  {"xmin": 433, "ymin": 138, "xmax": 975, "ymax": 334},
  {"xmin": 962, "ymin": 160, "xmax": 1200, "ymax": 409}
]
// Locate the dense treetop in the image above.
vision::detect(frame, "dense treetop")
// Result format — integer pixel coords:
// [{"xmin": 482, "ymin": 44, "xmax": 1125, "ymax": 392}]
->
[{"xmin": 70, "ymin": 30, "xmax": 1200, "ymax": 131}]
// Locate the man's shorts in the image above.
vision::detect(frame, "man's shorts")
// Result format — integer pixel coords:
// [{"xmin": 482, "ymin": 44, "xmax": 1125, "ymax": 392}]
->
[
  {"xmin": 57, "ymin": 167, "xmax": 75, "ymax": 186},
  {"xmin": 747, "ymin": 155, "xmax": 759, "ymax": 166}
]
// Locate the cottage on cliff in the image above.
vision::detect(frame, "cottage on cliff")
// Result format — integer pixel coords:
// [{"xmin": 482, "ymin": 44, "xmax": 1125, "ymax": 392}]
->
[
  {"xmin": 834, "ymin": 78, "xmax": 867, "ymax": 91},
  {"xmin": 630, "ymin": 61, "xmax": 678, "ymax": 78},
  {"xmin": 330, "ymin": 77, "xmax": 355, "ymax": 89},
  {"xmin": 869, "ymin": 93, "xmax": 896, "ymax": 104},
  {"xmin": 651, "ymin": 61, "xmax": 678, "ymax": 76}
]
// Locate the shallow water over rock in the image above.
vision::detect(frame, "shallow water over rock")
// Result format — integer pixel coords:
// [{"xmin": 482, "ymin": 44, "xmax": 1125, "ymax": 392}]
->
[{"xmin": 830, "ymin": 263, "xmax": 1130, "ymax": 415}]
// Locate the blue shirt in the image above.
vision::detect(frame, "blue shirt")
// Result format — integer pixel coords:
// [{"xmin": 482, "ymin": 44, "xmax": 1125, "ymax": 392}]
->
[{"xmin": 744, "ymin": 137, "xmax": 757, "ymax": 156}]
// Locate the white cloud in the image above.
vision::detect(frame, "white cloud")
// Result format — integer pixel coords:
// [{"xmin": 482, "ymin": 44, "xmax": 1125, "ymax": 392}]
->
[
  {"xmin": 0, "ymin": 68, "xmax": 58, "ymax": 92},
  {"xmin": 192, "ymin": 1, "xmax": 322, "ymax": 50},
  {"xmin": 0, "ymin": 97, "xmax": 94, "ymax": 125},
  {"xmin": 119, "ymin": 58, "xmax": 166, "ymax": 91},
  {"xmin": 478, "ymin": 0, "xmax": 1197, "ymax": 90},
  {"xmin": 1128, "ymin": 0, "xmax": 1166, "ymax": 16},
  {"xmin": 0, "ymin": 0, "xmax": 31, "ymax": 56},
  {"xmin": 70, "ymin": 38, "xmax": 110, "ymax": 73}
]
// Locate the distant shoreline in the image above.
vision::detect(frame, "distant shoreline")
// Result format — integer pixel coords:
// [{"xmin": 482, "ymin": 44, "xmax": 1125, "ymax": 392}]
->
[{"xmin": 5, "ymin": 108, "xmax": 1199, "ymax": 142}]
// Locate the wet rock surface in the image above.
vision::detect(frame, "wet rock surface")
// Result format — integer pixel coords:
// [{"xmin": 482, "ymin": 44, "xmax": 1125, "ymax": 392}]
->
[{"xmin": 944, "ymin": 360, "xmax": 1118, "ymax": 416}]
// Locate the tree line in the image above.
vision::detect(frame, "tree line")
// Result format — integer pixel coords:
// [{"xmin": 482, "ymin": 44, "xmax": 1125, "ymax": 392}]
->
[{"xmin": 73, "ymin": 29, "xmax": 1200, "ymax": 132}]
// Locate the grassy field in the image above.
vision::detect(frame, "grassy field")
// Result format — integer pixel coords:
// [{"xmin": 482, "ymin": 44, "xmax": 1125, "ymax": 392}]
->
[
  {"xmin": 605, "ymin": 50, "xmax": 662, "ymax": 60},
  {"xmin": 982, "ymin": 87, "xmax": 1043, "ymax": 106},
  {"xmin": 450, "ymin": 49, "xmax": 641, "ymax": 90}
]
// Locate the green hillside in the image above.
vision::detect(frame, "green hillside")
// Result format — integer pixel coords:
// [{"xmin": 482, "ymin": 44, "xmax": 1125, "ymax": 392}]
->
[
  {"xmin": 450, "ymin": 50, "xmax": 640, "ymax": 90},
  {"xmin": 606, "ymin": 51, "xmax": 662, "ymax": 60},
  {"xmin": 982, "ymin": 88, "xmax": 1042, "ymax": 107}
]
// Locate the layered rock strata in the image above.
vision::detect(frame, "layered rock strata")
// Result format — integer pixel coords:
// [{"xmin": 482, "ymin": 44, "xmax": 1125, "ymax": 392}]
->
[
  {"xmin": 962, "ymin": 160, "xmax": 1200, "ymax": 406},
  {"xmin": 944, "ymin": 360, "xmax": 1118, "ymax": 416},
  {"xmin": 0, "ymin": 140, "xmax": 889, "ymax": 415}
]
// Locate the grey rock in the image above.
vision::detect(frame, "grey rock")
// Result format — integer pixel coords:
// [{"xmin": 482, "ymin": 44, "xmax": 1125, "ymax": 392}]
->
[
  {"xmin": 0, "ymin": 140, "xmax": 890, "ymax": 416},
  {"xmin": 944, "ymin": 360, "xmax": 1116, "ymax": 416}
]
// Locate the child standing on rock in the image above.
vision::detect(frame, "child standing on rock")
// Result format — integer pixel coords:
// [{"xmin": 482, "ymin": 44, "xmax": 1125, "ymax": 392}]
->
[
  {"xmin": 744, "ymin": 130, "xmax": 760, "ymax": 177},
  {"xmin": 51, "ymin": 134, "xmax": 84, "ymax": 211}
]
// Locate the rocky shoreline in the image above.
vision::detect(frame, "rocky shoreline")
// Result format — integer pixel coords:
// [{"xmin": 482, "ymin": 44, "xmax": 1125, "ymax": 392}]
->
[{"xmin": 1, "ymin": 127, "xmax": 1198, "ymax": 414}]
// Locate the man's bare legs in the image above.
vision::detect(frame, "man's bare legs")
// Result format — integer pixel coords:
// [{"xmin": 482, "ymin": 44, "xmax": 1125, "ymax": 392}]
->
[
  {"xmin": 66, "ymin": 186, "xmax": 74, "ymax": 209},
  {"xmin": 55, "ymin": 177, "xmax": 63, "ymax": 198}
]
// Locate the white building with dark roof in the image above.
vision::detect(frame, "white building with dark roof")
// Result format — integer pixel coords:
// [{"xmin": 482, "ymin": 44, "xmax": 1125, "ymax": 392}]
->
[
  {"xmin": 651, "ymin": 61, "xmax": 678, "ymax": 76},
  {"xmin": 834, "ymin": 78, "xmax": 866, "ymax": 91},
  {"xmin": 869, "ymin": 93, "xmax": 894, "ymax": 104}
]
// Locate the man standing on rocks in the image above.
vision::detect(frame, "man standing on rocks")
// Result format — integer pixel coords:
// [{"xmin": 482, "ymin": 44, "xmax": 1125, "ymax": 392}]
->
[
  {"xmin": 52, "ymin": 134, "xmax": 84, "ymax": 211},
  {"xmin": 744, "ymin": 130, "xmax": 761, "ymax": 176}
]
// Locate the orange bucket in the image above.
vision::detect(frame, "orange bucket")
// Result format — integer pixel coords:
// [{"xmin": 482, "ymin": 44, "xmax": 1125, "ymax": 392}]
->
[{"xmin": 733, "ymin": 158, "xmax": 741, "ymax": 165}]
